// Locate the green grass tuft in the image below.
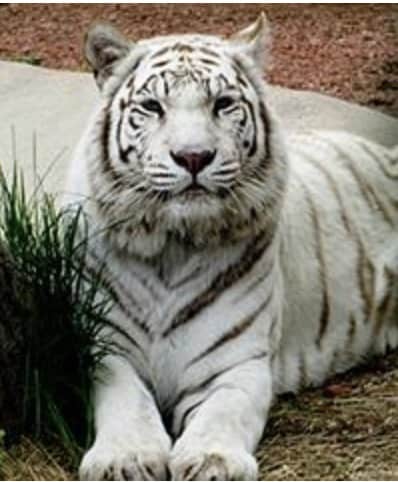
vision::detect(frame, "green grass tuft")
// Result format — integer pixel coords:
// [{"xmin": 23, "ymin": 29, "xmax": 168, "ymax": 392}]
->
[{"xmin": 0, "ymin": 165, "xmax": 121, "ymax": 463}]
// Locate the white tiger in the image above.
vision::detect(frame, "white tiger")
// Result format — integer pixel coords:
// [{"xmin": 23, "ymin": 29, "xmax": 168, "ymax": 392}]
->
[{"xmin": 64, "ymin": 13, "xmax": 398, "ymax": 481}]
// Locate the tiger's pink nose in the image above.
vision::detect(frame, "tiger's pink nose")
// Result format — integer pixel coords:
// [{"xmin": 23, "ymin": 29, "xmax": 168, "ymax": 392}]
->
[{"xmin": 171, "ymin": 149, "xmax": 216, "ymax": 175}]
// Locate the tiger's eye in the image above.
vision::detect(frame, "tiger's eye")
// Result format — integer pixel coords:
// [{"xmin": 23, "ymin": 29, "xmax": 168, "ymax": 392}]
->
[
  {"xmin": 213, "ymin": 96, "xmax": 235, "ymax": 115},
  {"xmin": 141, "ymin": 99, "xmax": 164, "ymax": 116}
]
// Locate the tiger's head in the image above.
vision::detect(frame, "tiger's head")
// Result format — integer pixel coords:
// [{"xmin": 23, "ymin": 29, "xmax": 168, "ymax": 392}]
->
[{"xmin": 84, "ymin": 14, "xmax": 287, "ymax": 257}]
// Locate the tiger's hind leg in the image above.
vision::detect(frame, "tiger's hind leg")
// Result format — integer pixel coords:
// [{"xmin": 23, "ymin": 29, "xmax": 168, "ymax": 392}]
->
[{"xmin": 79, "ymin": 356, "xmax": 171, "ymax": 481}]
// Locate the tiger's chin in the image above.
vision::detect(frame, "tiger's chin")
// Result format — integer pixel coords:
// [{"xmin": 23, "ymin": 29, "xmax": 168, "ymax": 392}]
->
[
  {"xmin": 176, "ymin": 183, "xmax": 211, "ymax": 199},
  {"xmin": 162, "ymin": 193, "xmax": 225, "ymax": 231},
  {"xmin": 156, "ymin": 193, "xmax": 257, "ymax": 250}
]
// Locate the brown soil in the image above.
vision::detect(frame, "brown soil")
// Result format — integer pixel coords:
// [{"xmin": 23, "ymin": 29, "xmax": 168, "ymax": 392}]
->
[
  {"xmin": 0, "ymin": 4, "xmax": 397, "ymax": 116},
  {"xmin": 1, "ymin": 351, "xmax": 398, "ymax": 480}
]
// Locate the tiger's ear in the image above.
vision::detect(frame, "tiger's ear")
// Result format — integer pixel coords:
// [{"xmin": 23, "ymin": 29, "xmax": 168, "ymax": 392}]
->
[
  {"xmin": 85, "ymin": 23, "xmax": 131, "ymax": 89},
  {"xmin": 229, "ymin": 12, "xmax": 270, "ymax": 67}
]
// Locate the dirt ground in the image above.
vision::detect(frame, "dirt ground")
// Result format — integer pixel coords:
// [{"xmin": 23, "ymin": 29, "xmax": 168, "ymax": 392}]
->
[
  {"xmin": 0, "ymin": 3, "xmax": 398, "ymax": 481},
  {"xmin": 0, "ymin": 4, "xmax": 397, "ymax": 116},
  {"xmin": 1, "ymin": 351, "xmax": 398, "ymax": 481}
]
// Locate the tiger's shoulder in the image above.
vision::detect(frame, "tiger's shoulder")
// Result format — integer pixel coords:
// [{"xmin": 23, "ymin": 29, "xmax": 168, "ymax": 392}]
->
[
  {"xmin": 285, "ymin": 129, "xmax": 398, "ymax": 192},
  {"xmin": 281, "ymin": 129, "xmax": 398, "ymax": 253}
]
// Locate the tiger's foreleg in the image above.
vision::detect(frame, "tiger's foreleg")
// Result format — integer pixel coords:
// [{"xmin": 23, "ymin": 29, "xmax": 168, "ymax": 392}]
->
[
  {"xmin": 79, "ymin": 355, "xmax": 171, "ymax": 481},
  {"xmin": 170, "ymin": 357, "xmax": 272, "ymax": 481}
]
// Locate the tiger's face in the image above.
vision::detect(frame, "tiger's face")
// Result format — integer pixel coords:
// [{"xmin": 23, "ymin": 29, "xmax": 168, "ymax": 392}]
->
[
  {"xmin": 111, "ymin": 41, "xmax": 265, "ymax": 199},
  {"xmin": 86, "ymin": 16, "xmax": 287, "ymax": 253}
]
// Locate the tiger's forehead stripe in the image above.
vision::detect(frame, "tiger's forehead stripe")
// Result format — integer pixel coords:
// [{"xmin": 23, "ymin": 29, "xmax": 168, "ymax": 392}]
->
[
  {"xmin": 200, "ymin": 58, "xmax": 219, "ymax": 67},
  {"xmin": 151, "ymin": 59, "xmax": 170, "ymax": 69},
  {"xmin": 147, "ymin": 39, "xmax": 223, "ymax": 65},
  {"xmin": 174, "ymin": 43, "xmax": 195, "ymax": 53},
  {"xmin": 198, "ymin": 46, "xmax": 221, "ymax": 58},
  {"xmin": 149, "ymin": 45, "xmax": 171, "ymax": 59},
  {"xmin": 120, "ymin": 47, "xmax": 253, "ymax": 104}
]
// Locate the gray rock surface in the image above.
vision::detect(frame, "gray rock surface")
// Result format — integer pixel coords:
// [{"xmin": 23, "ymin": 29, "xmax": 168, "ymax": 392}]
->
[
  {"xmin": 0, "ymin": 61, "xmax": 98, "ymax": 198},
  {"xmin": 0, "ymin": 60, "xmax": 397, "ymax": 196}
]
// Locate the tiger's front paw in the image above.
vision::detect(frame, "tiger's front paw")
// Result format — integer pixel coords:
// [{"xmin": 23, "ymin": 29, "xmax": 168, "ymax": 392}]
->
[
  {"xmin": 79, "ymin": 439, "xmax": 170, "ymax": 481},
  {"xmin": 170, "ymin": 443, "xmax": 258, "ymax": 481}
]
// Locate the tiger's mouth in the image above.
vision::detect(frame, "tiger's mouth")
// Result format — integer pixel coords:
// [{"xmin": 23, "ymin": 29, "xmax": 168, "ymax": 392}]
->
[{"xmin": 178, "ymin": 182, "xmax": 210, "ymax": 199}]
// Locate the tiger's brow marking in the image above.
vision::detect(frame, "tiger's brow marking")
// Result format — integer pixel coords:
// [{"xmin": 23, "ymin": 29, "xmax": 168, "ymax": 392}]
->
[
  {"xmin": 198, "ymin": 46, "xmax": 220, "ymax": 58},
  {"xmin": 149, "ymin": 46, "xmax": 172, "ymax": 59},
  {"xmin": 135, "ymin": 73, "xmax": 159, "ymax": 97},
  {"xmin": 174, "ymin": 43, "xmax": 195, "ymax": 53},
  {"xmin": 152, "ymin": 59, "xmax": 171, "ymax": 69},
  {"xmin": 199, "ymin": 57, "xmax": 219, "ymax": 67}
]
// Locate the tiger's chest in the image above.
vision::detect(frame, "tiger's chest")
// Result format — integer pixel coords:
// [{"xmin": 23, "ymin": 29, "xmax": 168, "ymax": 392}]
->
[{"xmin": 99, "ymin": 237, "xmax": 279, "ymax": 407}]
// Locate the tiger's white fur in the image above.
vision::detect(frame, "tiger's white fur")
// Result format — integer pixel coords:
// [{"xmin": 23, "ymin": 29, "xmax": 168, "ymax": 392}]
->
[{"xmin": 64, "ymin": 14, "xmax": 398, "ymax": 481}]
